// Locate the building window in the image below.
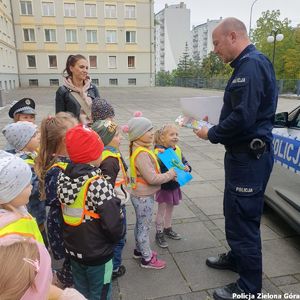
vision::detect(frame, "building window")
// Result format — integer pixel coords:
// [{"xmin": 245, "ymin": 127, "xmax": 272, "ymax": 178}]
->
[
  {"xmin": 108, "ymin": 56, "xmax": 116, "ymax": 68},
  {"xmin": 86, "ymin": 30, "xmax": 97, "ymax": 43},
  {"xmin": 27, "ymin": 55, "xmax": 36, "ymax": 68},
  {"xmin": 64, "ymin": 3, "xmax": 75, "ymax": 17},
  {"xmin": 42, "ymin": 2, "xmax": 55, "ymax": 16},
  {"xmin": 20, "ymin": 1, "xmax": 32, "ymax": 15},
  {"xmin": 89, "ymin": 56, "xmax": 97, "ymax": 68},
  {"xmin": 128, "ymin": 78, "xmax": 136, "ymax": 85},
  {"xmin": 48, "ymin": 55, "xmax": 57, "ymax": 68},
  {"xmin": 29, "ymin": 79, "xmax": 38, "ymax": 87},
  {"xmin": 106, "ymin": 30, "xmax": 117, "ymax": 43},
  {"xmin": 23, "ymin": 28, "xmax": 35, "ymax": 42},
  {"xmin": 125, "ymin": 5, "xmax": 135, "ymax": 19},
  {"xmin": 44, "ymin": 29, "xmax": 56, "ymax": 42},
  {"xmin": 85, "ymin": 3, "xmax": 96, "ymax": 17},
  {"xmin": 109, "ymin": 79, "xmax": 118, "ymax": 86},
  {"xmin": 105, "ymin": 4, "xmax": 116, "ymax": 18},
  {"xmin": 66, "ymin": 29, "xmax": 77, "ymax": 43},
  {"xmin": 50, "ymin": 79, "xmax": 59, "ymax": 86},
  {"xmin": 91, "ymin": 78, "xmax": 99, "ymax": 86},
  {"xmin": 126, "ymin": 31, "xmax": 136, "ymax": 43},
  {"xmin": 128, "ymin": 56, "xmax": 135, "ymax": 68}
]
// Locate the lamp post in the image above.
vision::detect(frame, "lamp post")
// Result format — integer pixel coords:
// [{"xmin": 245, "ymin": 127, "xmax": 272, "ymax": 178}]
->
[
  {"xmin": 267, "ymin": 31, "xmax": 284, "ymax": 65},
  {"xmin": 249, "ymin": 0, "xmax": 259, "ymax": 36}
]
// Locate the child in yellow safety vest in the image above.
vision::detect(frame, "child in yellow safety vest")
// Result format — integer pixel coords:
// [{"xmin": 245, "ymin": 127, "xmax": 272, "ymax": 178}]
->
[
  {"xmin": 122, "ymin": 112, "xmax": 176, "ymax": 270},
  {"xmin": 35, "ymin": 112, "xmax": 78, "ymax": 288},
  {"xmin": 2, "ymin": 121, "xmax": 48, "ymax": 246},
  {"xmin": 154, "ymin": 124, "xmax": 192, "ymax": 248},
  {"xmin": 57, "ymin": 124, "xmax": 124, "ymax": 300},
  {"xmin": 92, "ymin": 119, "xmax": 129, "ymax": 280}
]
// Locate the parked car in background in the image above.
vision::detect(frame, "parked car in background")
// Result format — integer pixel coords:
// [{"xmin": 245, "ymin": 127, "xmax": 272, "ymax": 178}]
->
[{"xmin": 265, "ymin": 105, "xmax": 300, "ymax": 233}]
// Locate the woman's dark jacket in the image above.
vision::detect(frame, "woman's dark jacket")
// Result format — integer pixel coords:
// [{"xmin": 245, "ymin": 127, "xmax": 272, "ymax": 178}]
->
[{"xmin": 55, "ymin": 83, "xmax": 100, "ymax": 119}]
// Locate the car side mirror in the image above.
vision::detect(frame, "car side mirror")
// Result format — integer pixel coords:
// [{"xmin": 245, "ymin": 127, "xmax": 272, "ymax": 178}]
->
[{"xmin": 274, "ymin": 112, "xmax": 288, "ymax": 128}]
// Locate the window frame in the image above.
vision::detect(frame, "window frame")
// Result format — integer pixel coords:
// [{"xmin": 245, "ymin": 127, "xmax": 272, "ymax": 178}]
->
[
  {"xmin": 104, "ymin": 4, "xmax": 117, "ymax": 18},
  {"xmin": 108, "ymin": 55, "xmax": 117, "ymax": 69},
  {"xmin": 89, "ymin": 55, "xmax": 97, "ymax": 69},
  {"xmin": 109, "ymin": 78, "xmax": 118, "ymax": 86},
  {"xmin": 48, "ymin": 55, "xmax": 57, "ymax": 68},
  {"xmin": 125, "ymin": 30, "xmax": 136, "ymax": 43},
  {"xmin": 84, "ymin": 3, "xmax": 96, "ymax": 18},
  {"xmin": 64, "ymin": 2, "xmax": 76, "ymax": 17},
  {"xmin": 44, "ymin": 28, "xmax": 56, "ymax": 42},
  {"xmin": 128, "ymin": 78, "xmax": 137, "ymax": 85},
  {"xmin": 27, "ymin": 55, "xmax": 36, "ymax": 68},
  {"xmin": 49, "ymin": 78, "xmax": 59, "ymax": 86},
  {"xmin": 41, "ymin": 1, "xmax": 55, "ymax": 17},
  {"xmin": 105, "ymin": 30, "xmax": 117, "ymax": 43},
  {"xmin": 23, "ymin": 28, "xmax": 35, "ymax": 42},
  {"xmin": 124, "ymin": 5, "xmax": 136, "ymax": 19},
  {"xmin": 20, "ymin": 0, "xmax": 33, "ymax": 16},
  {"xmin": 65, "ymin": 29, "xmax": 77, "ymax": 43},
  {"xmin": 128, "ymin": 55, "xmax": 135, "ymax": 68},
  {"xmin": 86, "ymin": 29, "xmax": 97, "ymax": 43}
]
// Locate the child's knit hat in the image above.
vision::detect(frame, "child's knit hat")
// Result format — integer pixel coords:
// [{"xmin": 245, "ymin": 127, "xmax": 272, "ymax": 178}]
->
[
  {"xmin": 91, "ymin": 98, "xmax": 115, "ymax": 122},
  {"xmin": 123, "ymin": 111, "xmax": 153, "ymax": 142},
  {"xmin": 65, "ymin": 124, "xmax": 104, "ymax": 164},
  {"xmin": 2, "ymin": 121, "xmax": 38, "ymax": 151},
  {"xmin": 0, "ymin": 150, "xmax": 32, "ymax": 203},
  {"xmin": 92, "ymin": 119, "xmax": 118, "ymax": 146}
]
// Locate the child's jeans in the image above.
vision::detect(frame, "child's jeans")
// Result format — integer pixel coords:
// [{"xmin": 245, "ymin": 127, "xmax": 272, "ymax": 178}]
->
[
  {"xmin": 70, "ymin": 258, "xmax": 112, "ymax": 300},
  {"xmin": 113, "ymin": 205, "xmax": 127, "ymax": 271},
  {"xmin": 131, "ymin": 194, "xmax": 154, "ymax": 261}
]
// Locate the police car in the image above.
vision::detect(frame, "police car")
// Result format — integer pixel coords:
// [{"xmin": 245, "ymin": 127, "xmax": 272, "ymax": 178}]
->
[{"xmin": 264, "ymin": 105, "xmax": 300, "ymax": 233}]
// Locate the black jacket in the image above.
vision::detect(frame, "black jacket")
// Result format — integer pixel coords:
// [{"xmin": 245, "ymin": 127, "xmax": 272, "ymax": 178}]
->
[
  {"xmin": 57, "ymin": 163, "xmax": 124, "ymax": 266},
  {"xmin": 55, "ymin": 84, "xmax": 100, "ymax": 119}
]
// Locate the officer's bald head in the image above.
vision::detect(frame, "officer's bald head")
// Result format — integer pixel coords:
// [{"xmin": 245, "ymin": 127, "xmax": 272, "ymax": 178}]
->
[{"xmin": 212, "ymin": 18, "xmax": 250, "ymax": 63}]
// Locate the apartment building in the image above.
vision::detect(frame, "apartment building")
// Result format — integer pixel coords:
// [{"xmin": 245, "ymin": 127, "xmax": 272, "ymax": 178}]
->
[
  {"xmin": 155, "ymin": 2, "xmax": 190, "ymax": 72},
  {"xmin": 0, "ymin": 0, "xmax": 19, "ymax": 91},
  {"xmin": 10, "ymin": 0, "xmax": 154, "ymax": 87},
  {"xmin": 192, "ymin": 18, "xmax": 221, "ymax": 62}
]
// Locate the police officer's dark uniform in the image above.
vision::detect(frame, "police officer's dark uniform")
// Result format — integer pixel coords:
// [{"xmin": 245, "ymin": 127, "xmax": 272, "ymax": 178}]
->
[{"xmin": 206, "ymin": 44, "xmax": 278, "ymax": 298}]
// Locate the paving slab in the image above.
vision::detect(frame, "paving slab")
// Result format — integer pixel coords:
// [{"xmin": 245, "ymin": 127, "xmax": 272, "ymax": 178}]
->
[
  {"xmin": 154, "ymin": 291, "xmax": 209, "ymax": 300},
  {"xmin": 280, "ymin": 283, "xmax": 300, "ymax": 294},
  {"xmin": 182, "ymin": 182, "xmax": 223, "ymax": 199},
  {"xmin": 263, "ymin": 239, "xmax": 300, "ymax": 277},
  {"xmin": 270, "ymin": 275, "xmax": 299, "ymax": 287},
  {"xmin": 173, "ymin": 247, "xmax": 238, "ymax": 291},
  {"xmin": 190, "ymin": 196, "xmax": 223, "ymax": 216},
  {"xmin": 117, "ymin": 254, "xmax": 191, "ymax": 300}
]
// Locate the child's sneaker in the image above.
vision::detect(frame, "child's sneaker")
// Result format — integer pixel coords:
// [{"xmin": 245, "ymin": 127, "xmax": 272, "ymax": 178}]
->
[
  {"xmin": 133, "ymin": 249, "xmax": 157, "ymax": 259},
  {"xmin": 141, "ymin": 254, "xmax": 166, "ymax": 270},
  {"xmin": 155, "ymin": 232, "xmax": 168, "ymax": 248},
  {"xmin": 164, "ymin": 227, "xmax": 181, "ymax": 240}
]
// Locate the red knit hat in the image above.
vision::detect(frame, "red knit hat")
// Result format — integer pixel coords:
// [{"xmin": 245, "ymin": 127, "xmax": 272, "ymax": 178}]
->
[{"xmin": 65, "ymin": 124, "xmax": 104, "ymax": 164}]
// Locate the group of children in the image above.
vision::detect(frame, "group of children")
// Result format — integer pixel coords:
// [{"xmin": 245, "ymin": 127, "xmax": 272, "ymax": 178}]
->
[{"xmin": 0, "ymin": 96, "xmax": 192, "ymax": 299}]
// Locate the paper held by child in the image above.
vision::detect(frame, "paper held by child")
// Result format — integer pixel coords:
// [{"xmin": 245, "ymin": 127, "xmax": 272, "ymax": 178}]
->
[{"xmin": 157, "ymin": 148, "xmax": 192, "ymax": 187}]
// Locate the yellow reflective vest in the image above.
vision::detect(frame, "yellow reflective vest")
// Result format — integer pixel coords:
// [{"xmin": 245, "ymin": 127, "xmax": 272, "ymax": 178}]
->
[
  {"xmin": 102, "ymin": 150, "xmax": 129, "ymax": 187},
  {"xmin": 154, "ymin": 145, "xmax": 182, "ymax": 162},
  {"xmin": 130, "ymin": 146, "xmax": 160, "ymax": 190},
  {"xmin": 0, "ymin": 214, "xmax": 44, "ymax": 244},
  {"xmin": 61, "ymin": 175, "xmax": 101, "ymax": 226},
  {"xmin": 48, "ymin": 161, "xmax": 68, "ymax": 171}
]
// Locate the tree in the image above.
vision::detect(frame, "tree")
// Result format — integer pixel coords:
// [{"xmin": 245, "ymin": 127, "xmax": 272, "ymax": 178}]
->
[
  {"xmin": 174, "ymin": 42, "xmax": 194, "ymax": 78},
  {"xmin": 252, "ymin": 10, "xmax": 300, "ymax": 79}
]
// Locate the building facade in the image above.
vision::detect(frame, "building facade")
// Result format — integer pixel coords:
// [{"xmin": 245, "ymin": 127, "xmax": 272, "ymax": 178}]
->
[
  {"xmin": 192, "ymin": 18, "xmax": 221, "ymax": 62},
  {"xmin": 10, "ymin": 0, "xmax": 154, "ymax": 88},
  {"xmin": 0, "ymin": 0, "xmax": 19, "ymax": 91},
  {"xmin": 155, "ymin": 2, "xmax": 190, "ymax": 72}
]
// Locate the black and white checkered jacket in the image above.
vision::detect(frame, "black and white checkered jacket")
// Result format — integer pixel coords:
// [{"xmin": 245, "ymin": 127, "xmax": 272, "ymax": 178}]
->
[{"xmin": 57, "ymin": 163, "xmax": 124, "ymax": 265}]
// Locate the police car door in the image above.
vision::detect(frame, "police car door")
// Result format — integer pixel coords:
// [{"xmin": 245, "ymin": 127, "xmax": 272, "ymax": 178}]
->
[{"xmin": 271, "ymin": 106, "xmax": 300, "ymax": 214}]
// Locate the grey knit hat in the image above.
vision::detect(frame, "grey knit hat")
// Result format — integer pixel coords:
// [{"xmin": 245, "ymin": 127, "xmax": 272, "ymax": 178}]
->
[
  {"xmin": 0, "ymin": 151, "xmax": 32, "ymax": 204},
  {"xmin": 127, "ymin": 114, "xmax": 153, "ymax": 142},
  {"xmin": 92, "ymin": 119, "xmax": 118, "ymax": 146},
  {"xmin": 91, "ymin": 98, "xmax": 115, "ymax": 122},
  {"xmin": 2, "ymin": 121, "xmax": 38, "ymax": 151}
]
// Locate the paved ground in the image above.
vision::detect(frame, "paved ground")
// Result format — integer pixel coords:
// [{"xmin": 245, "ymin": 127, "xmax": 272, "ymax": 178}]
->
[{"xmin": 1, "ymin": 87, "xmax": 300, "ymax": 300}]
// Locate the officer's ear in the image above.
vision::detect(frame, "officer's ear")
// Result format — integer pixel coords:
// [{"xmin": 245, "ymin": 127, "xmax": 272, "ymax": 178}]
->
[{"xmin": 229, "ymin": 31, "xmax": 237, "ymax": 44}]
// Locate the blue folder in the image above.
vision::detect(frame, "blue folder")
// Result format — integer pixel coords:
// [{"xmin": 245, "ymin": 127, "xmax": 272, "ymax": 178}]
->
[{"xmin": 157, "ymin": 148, "xmax": 193, "ymax": 187}]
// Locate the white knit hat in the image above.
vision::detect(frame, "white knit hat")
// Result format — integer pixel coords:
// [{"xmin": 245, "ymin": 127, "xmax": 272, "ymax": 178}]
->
[
  {"xmin": 2, "ymin": 121, "xmax": 37, "ymax": 151},
  {"xmin": 0, "ymin": 151, "xmax": 32, "ymax": 204}
]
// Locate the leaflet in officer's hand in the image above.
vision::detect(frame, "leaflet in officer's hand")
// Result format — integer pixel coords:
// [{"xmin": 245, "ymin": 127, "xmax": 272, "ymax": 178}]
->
[{"xmin": 175, "ymin": 115, "xmax": 214, "ymax": 130}]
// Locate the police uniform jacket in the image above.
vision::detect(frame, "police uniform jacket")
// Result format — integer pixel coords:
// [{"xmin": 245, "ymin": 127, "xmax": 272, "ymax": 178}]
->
[
  {"xmin": 55, "ymin": 83, "xmax": 100, "ymax": 119},
  {"xmin": 57, "ymin": 163, "xmax": 124, "ymax": 266},
  {"xmin": 207, "ymin": 44, "xmax": 278, "ymax": 147}
]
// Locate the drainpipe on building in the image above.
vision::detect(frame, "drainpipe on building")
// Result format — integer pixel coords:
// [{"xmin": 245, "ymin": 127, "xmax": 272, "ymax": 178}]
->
[
  {"xmin": 10, "ymin": 0, "xmax": 21, "ymax": 88},
  {"xmin": 150, "ymin": 0, "xmax": 154, "ymax": 86}
]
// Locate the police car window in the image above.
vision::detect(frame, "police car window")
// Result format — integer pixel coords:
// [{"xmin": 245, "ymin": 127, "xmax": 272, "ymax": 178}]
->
[{"xmin": 289, "ymin": 108, "xmax": 300, "ymax": 129}]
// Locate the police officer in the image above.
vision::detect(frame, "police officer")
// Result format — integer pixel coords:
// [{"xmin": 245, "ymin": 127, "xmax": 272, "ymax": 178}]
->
[{"xmin": 194, "ymin": 18, "xmax": 278, "ymax": 299}]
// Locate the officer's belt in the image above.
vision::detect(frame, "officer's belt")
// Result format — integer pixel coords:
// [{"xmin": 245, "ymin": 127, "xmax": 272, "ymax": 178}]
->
[{"xmin": 225, "ymin": 141, "xmax": 270, "ymax": 153}]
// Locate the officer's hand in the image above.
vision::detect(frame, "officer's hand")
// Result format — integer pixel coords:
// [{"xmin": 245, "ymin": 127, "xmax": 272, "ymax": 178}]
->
[{"xmin": 193, "ymin": 126, "xmax": 208, "ymax": 140}]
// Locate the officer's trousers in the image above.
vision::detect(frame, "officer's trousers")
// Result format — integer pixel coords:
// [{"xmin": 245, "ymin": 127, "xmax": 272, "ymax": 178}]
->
[{"xmin": 224, "ymin": 150, "xmax": 273, "ymax": 295}]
